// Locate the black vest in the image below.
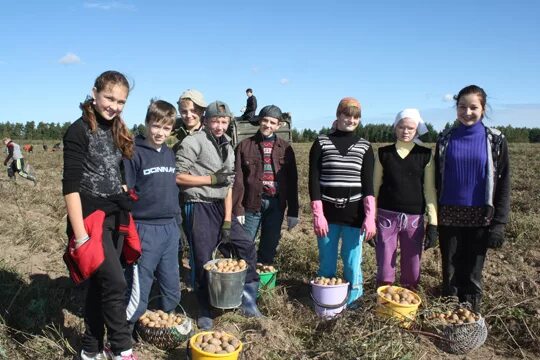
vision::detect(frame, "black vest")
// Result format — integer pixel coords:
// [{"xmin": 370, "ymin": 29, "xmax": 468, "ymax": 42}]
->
[{"xmin": 378, "ymin": 144, "xmax": 431, "ymax": 214}]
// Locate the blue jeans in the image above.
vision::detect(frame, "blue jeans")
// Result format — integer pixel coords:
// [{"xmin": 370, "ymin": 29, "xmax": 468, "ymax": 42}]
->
[
  {"xmin": 243, "ymin": 196, "xmax": 285, "ymax": 264},
  {"xmin": 317, "ymin": 224, "xmax": 364, "ymax": 304}
]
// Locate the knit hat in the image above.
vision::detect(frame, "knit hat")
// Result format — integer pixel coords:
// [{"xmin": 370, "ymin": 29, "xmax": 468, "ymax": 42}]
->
[
  {"xmin": 205, "ymin": 100, "xmax": 233, "ymax": 119},
  {"xmin": 258, "ymin": 105, "xmax": 283, "ymax": 121},
  {"xmin": 393, "ymin": 108, "xmax": 428, "ymax": 136},
  {"xmin": 336, "ymin": 97, "xmax": 361, "ymax": 116},
  {"xmin": 178, "ymin": 89, "xmax": 207, "ymax": 108}
]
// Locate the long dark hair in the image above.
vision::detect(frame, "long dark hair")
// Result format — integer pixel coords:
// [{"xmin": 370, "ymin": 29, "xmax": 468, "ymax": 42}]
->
[
  {"xmin": 454, "ymin": 85, "xmax": 488, "ymax": 118},
  {"xmin": 80, "ymin": 70, "xmax": 134, "ymax": 158}
]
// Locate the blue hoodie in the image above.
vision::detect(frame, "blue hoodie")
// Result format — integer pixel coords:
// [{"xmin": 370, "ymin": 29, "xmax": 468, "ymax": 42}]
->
[{"xmin": 124, "ymin": 135, "xmax": 181, "ymax": 224}]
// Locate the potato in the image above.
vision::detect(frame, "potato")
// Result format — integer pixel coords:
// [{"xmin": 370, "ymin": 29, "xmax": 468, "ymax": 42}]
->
[
  {"xmin": 203, "ymin": 334, "xmax": 213, "ymax": 342},
  {"xmin": 225, "ymin": 344, "xmax": 236, "ymax": 353},
  {"xmin": 209, "ymin": 338, "xmax": 221, "ymax": 346},
  {"xmin": 203, "ymin": 344, "xmax": 217, "ymax": 353},
  {"xmin": 230, "ymin": 338, "xmax": 240, "ymax": 349}
]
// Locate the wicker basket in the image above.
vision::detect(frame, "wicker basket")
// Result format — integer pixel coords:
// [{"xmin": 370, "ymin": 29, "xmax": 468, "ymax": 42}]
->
[
  {"xmin": 136, "ymin": 309, "xmax": 193, "ymax": 350},
  {"xmin": 434, "ymin": 315, "xmax": 488, "ymax": 354}
]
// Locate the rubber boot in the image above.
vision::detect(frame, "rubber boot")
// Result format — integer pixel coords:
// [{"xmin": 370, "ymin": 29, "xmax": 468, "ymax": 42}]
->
[
  {"xmin": 240, "ymin": 282, "xmax": 262, "ymax": 318},
  {"xmin": 196, "ymin": 291, "xmax": 213, "ymax": 330}
]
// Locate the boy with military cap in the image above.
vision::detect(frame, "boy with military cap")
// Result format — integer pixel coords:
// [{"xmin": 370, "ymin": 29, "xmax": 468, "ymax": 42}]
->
[
  {"xmin": 176, "ymin": 100, "xmax": 262, "ymax": 330},
  {"xmin": 233, "ymin": 105, "xmax": 299, "ymax": 264}
]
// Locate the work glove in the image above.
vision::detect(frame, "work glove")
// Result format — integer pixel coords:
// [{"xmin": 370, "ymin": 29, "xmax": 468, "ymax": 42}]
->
[
  {"xmin": 237, "ymin": 215, "xmax": 245, "ymax": 225},
  {"xmin": 287, "ymin": 216, "xmax": 299, "ymax": 231},
  {"xmin": 487, "ymin": 223, "xmax": 505, "ymax": 249},
  {"xmin": 221, "ymin": 221, "xmax": 232, "ymax": 244},
  {"xmin": 362, "ymin": 196, "xmax": 377, "ymax": 241},
  {"xmin": 210, "ymin": 168, "xmax": 234, "ymax": 186},
  {"xmin": 366, "ymin": 235, "xmax": 377, "ymax": 248},
  {"xmin": 423, "ymin": 224, "xmax": 439, "ymax": 250},
  {"xmin": 311, "ymin": 200, "xmax": 329, "ymax": 238}
]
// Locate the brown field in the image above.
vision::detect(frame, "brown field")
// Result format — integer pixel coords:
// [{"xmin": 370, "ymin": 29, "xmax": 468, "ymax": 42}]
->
[{"xmin": 0, "ymin": 143, "xmax": 539, "ymax": 359}]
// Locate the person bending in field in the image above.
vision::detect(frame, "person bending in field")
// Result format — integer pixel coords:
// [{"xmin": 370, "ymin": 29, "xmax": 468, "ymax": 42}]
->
[{"xmin": 3, "ymin": 137, "xmax": 37, "ymax": 184}]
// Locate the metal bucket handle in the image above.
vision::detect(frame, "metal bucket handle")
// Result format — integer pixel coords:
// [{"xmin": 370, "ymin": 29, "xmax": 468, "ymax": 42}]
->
[
  {"xmin": 310, "ymin": 287, "xmax": 350, "ymax": 309},
  {"xmin": 211, "ymin": 240, "xmax": 240, "ymax": 261}
]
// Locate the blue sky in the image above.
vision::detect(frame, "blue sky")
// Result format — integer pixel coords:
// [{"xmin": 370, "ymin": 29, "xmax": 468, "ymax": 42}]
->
[{"xmin": 1, "ymin": 0, "xmax": 539, "ymax": 131}]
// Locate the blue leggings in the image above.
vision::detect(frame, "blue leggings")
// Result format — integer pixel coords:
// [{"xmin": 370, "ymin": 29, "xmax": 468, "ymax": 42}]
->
[{"xmin": 317, "ymin": 224, "xmax": 364, "ymax": 304}]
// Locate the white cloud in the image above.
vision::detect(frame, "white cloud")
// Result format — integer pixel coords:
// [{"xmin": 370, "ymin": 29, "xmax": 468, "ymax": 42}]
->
[
  {"xmin": 59, "ymin": 53, "xmax": 81, "ymax": 65},
  {"xmin": 251, "ymin": 66, "xmax": 260, "ymax": 74},
  {"xmin": 280, "ymin": 78, "xmax": 290, "ymax": 85},
  {"xmin": 442, "ymin": 93, "xmax": 454, "ymax": 102},
  {"xmin": 84, "ymin": 1, "xmax": 136, "ymax": 11}
]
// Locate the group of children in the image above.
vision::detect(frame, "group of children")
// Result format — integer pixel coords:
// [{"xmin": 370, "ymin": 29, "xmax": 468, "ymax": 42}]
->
[{"xmin": 59, "ymin": 70, "xmax": 509, "ymax": 360}]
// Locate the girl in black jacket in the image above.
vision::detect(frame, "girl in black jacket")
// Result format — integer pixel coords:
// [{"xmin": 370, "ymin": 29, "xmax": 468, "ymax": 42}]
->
[{"xmin": 63, "ymin": 71, "xmax": 139, "ymax": 360}]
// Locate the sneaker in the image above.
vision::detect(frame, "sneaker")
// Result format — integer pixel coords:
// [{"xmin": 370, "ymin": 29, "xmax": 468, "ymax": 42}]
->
[
  {"xmin": 80, "ymin": 350, "xmax": 109, "ymax": 360},
  {"xmin": 112, "ymin": 349, "xmax": 138, "ymax": 360}
]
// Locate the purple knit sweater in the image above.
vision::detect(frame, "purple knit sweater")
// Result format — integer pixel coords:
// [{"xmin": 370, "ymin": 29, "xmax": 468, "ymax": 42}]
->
[{"xmin": 440, "ymin": 121, "xmax": 487, "ymax": 206}]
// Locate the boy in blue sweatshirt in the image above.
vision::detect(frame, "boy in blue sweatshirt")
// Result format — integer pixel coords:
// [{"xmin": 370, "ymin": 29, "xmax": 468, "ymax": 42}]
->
[{"xmin": 124, "ymin": 100, "xmax": 182, "ymax": 331}]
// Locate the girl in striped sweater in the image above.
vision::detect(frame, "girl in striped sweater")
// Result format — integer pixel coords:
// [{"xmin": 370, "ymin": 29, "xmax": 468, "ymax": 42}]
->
[{"xmin": 308, "ymin": 97, "xmax": 376, "ymax": 305}]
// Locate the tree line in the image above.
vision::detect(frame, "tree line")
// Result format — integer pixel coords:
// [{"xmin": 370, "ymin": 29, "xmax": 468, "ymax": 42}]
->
[{"xmin": 1, "ymin": 121, "xmax": 539, "ymax": 143}]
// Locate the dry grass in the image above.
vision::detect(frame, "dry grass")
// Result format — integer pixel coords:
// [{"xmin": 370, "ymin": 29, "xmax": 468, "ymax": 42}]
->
[{"xmin": 0, "ymin": 143, "xmax": 539, "ymax": 359}]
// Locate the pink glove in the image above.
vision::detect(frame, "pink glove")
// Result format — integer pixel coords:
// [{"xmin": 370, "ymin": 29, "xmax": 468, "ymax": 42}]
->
[
  {"xmin": 311, "ymin": 200, "xmax": 329, "ymax": 238},
  {"xmin": 362, "ymin": 196, "xmax": 376, "ymax": 241}
]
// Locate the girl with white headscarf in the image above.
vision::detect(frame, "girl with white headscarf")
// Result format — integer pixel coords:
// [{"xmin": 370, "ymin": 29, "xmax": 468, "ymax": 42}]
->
[{"xmin": 372, "ymin": 108, "xmax": 438, "ymax": 289}]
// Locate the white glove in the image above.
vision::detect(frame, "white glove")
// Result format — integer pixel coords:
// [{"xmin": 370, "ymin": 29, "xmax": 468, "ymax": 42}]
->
[
  {"xmin": 237, "ymin": 215, "xmax": 245, "ymax": 225},
  {"xmin": 287, "ymin": 216, "xmax": 299, "ymax": 231}
]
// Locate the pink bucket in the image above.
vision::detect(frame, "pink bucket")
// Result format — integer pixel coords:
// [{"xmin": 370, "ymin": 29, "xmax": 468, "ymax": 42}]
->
[{"xmin": 310, "ymin": 280, "xmax": 349, "ymax": 319}]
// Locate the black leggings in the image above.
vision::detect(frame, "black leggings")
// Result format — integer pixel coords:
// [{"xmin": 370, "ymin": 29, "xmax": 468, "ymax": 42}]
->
[
  {"xmin": 439, "ymin": 225, "xmax": 489, "ymax": 311},
  {"xmin": 82, "ymin": 215, "xmax": 131, "ymax": 354}
]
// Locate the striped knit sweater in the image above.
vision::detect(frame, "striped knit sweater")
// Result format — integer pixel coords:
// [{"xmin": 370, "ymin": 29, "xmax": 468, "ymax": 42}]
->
[{"xmin": 309, "ymin": 130, "xmax": 374, "ymax": 227}]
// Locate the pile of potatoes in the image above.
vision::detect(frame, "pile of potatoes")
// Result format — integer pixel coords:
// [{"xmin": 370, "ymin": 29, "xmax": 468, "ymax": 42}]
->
[
  {"xmin": 204, "ymin": 259, "xmax": 247, "ymax": 273},
  {"xmin": 192, "ymin": 331, "xmax": 241, "ymax": 354},
  {"xmin": 313, "ymin": 276, "xmax": 344, "ymax": 286},
  {"xmin": 256, "ymin": 263, "xmax": 276, "ymax": 274},
  {"xmin": 428, "ymin": 307, "xmax": 480, "ymax": 325},
  {"xmin": 380, "ymin": 286, "xmax": 420, "ymax": 306},
  {"xmin": 138, "ymin": 310, "xmax": 185, "ymax": 329}
]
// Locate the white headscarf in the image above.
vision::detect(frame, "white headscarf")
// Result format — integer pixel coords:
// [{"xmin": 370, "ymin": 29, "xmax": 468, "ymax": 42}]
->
[{"xmin": 393, "ymin": 108, "xmax": 428, "ymax": 144}]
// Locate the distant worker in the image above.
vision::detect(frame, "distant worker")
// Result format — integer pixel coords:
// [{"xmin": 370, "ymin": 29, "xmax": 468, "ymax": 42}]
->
[
  {"xmin": 233, "ymin": 105, "xmax": 299, "ymax": 264},
  {"xmin": 241, "ymin": 88, "xmax": 257, "ymax": 123},
  {"xmin": 3, "ymin": 137, "xmax": 37, "ymax": 184}
]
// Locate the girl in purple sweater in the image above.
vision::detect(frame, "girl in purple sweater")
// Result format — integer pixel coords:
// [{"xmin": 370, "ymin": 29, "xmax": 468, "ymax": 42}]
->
[{"xmin": 435, "ymin": 85, "xmax": 510, "ymax": 312}]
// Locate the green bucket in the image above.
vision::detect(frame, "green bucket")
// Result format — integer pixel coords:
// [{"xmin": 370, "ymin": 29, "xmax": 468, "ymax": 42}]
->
[{"xmin": 257, "ymin": 270, "xmax": 278, "ymax": 297}]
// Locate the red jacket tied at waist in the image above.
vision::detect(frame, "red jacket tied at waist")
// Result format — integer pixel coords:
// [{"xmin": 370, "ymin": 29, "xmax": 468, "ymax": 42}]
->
[{"xmin": 63, "ymin": 209, "xmax": 141, "ymax": 285}]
